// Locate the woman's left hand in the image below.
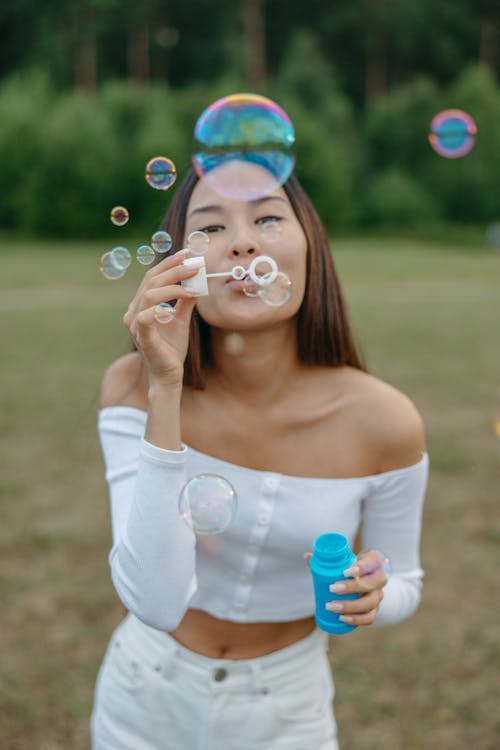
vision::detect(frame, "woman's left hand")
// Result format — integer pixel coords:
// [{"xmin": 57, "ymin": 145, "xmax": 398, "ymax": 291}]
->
[{"xmin": 325, "ymin": 550, "xmax": 389, "ymax": 627}]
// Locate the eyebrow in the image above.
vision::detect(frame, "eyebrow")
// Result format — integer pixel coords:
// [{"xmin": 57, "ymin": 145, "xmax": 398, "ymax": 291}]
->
[{"xmin": 188, "ymin": 195, "xmax": 289, "ymax": 219}]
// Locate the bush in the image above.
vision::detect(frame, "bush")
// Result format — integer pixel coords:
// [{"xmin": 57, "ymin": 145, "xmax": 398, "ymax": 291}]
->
[
  {"xmin": 1, "ymin": 64, "xmax": 499, "ymax": 238},
  {"xmin": 363, "ymin": 168, "xmax": 440, "ymax": 227}
]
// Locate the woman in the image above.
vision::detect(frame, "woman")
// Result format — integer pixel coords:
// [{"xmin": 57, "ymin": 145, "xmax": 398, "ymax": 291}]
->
[{"xmin": 91, "ymin": 164, "xmax": 428, "ymax": 750}]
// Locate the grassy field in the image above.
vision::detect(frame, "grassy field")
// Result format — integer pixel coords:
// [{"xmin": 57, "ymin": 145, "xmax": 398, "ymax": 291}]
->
[{"xmin": 1, "ymin": 235, "xmax": 499, "ymax": 749}]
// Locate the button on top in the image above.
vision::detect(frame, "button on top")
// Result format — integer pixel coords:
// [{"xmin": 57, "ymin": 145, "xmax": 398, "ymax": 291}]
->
[
  {"xmin": 213, "ymin": 667, "xmax": 228, "ymax": 682},
  {"xmin": 263, "ymin": 476, "xmax": 279, "ymax": 491}
]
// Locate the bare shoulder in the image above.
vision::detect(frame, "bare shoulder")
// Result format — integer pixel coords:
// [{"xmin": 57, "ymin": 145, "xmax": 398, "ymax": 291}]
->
[
  {"xmin": 342, "ymin": 368, "xmax": 426, "ymax": 472},
  {"xmin": 99, "ymin": 351, "xmax": 149, "ymax": 410}
]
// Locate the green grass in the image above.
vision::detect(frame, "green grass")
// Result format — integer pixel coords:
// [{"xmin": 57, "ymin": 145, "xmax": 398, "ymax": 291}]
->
[{"xmin": 1, "ymin": 236, "xmax": 500, "ymax": 749}]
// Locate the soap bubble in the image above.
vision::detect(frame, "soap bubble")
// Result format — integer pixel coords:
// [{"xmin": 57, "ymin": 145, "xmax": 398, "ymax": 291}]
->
[
  {"xmin": 486, "ymin": 223, "xmax": 500, "ymax": 250},
  {"xmin": 109, "ymin": 246, "xmax": 132, "ymax": 271},
  {"xmin": 154, "ymin": 302, "xmax": 176, "ymax": 324},
  {"xmin": 136, "ymin": 245, "xmax": 156, "ymax": 265},
  {"xmin": 258, "ymin": 271, "xmax": 292, "ymax": 307},
  {"xmin": 428, "ymin": 109, "xmax": 477, "ymax": 158},
  {"xmin": 145, "ymin": 156, "xmax": 177, "ymax": 190},
  {"xmin": 110, "ymin": 205, "xmax": 130, "ymax": 226},
  {"xmin": 179, "ymin": 473, "xmax": 237, "ymax": 535},
  {"xmin": 151, "ymin": 230, "xmax": 173, "ymax": 253},
  {"xmin": 192, "ymin": 93, "xmax": 295, "ymax": 200},
  {"xmin": 259, "ymin": 219, "xmax": 282, "ymax": 243},
  {"xmin": 493, "ymin": 385, "xmax": 500, "ymax": 438},
  {"xmin": 100, "ymin": 251, "xmax": 127, "ymax": 280},
  {"xmin": 187, "ymin": 230, "xmax": 210, "ymax": 256},
  {"xmin": 352, "ymin": 550, "xmax": 392, "ymax": 592},
  {"xmin": 242, "ymin": 277, "xmax": 260, "ymax": 297},
  {"xmin": 224, "ymin": 332, "xmax": 245, "ymax": 356}
]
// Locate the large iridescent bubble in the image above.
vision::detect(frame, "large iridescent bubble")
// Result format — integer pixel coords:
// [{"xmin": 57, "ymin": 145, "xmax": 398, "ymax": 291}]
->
[
  {"xmin": 428, "ymin": 109, "xmax": 477, "ymax": 158},
  {"xmin": 192, "ymin": 93, "xmax": 295, "ymax": 201},
  {"xmin": 179, "ymin": 474, "xmax": 237, "ymax": 535}
]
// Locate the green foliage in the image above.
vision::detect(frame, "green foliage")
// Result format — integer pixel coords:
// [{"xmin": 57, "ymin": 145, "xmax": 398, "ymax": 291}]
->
[
  {"xmin": 363, "ymin": 168, "xmax": 440, "ymax": 228},
  {"xmin": 0, "ymin": 64, "xmax": 499, "ymax": 237}
]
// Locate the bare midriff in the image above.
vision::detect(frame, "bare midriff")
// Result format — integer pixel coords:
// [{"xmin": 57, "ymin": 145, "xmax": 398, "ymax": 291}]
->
[{"xmin": 168, "ymin": 609, "xmax": 317, "ymax": 659}]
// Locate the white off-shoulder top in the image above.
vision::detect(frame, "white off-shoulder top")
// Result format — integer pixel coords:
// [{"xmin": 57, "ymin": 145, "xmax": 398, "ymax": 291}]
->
[{"xmin": 98, "ymin": 406, "xmax": 429, "ymax": 631}]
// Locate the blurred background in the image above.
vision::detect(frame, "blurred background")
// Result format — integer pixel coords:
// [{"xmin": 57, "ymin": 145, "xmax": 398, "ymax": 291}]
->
[{"xmin": 0, "ymin": 1, "xmax": 499, "ymax": 748}]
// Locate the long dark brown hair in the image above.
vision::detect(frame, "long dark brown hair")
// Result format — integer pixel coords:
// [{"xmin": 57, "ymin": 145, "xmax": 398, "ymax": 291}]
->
[{"xmin": 153, "ymin": 168, "xmax": 366, "ymax": 388}]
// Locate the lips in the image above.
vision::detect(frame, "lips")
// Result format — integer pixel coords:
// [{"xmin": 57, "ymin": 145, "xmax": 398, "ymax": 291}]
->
[{"xmin": 226, "ymin": 279, "xmax": 246, "ymax": 290}]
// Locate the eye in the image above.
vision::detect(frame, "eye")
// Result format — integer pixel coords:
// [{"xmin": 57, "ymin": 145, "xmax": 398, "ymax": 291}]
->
[
  {"xmin": 256, "ymin": 215, "xmax": 281, "ymax": 226},
  {"xmin": 200, "ymin": 224, "xmax": 224, "ymax": 234}
]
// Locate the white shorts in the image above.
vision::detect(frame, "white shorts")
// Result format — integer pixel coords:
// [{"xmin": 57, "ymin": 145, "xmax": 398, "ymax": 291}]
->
[{"xmin": 91, "ymin": 614, "xmax": 339, "ymax": 750}]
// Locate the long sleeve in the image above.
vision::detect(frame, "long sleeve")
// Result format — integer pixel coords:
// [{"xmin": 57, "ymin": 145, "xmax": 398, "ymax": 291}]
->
[
  {"xmin": 361, "ymin": 453, "xmax": 429, "ymax": 626},
  {"xmin": 98, "ymin": 406, "xmax": 197, "ymax": 631}
]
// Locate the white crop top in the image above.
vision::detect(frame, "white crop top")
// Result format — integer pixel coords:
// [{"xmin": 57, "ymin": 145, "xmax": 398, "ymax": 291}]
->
[{"xmin": 98, "ymin": 406, "xmax": 429, "ymax": 632}]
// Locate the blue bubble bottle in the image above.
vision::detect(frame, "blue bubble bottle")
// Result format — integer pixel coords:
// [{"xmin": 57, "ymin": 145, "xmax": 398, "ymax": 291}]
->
[{"xmin": 310, "ymin": 532, "xmax": 359, "ymax": 635}]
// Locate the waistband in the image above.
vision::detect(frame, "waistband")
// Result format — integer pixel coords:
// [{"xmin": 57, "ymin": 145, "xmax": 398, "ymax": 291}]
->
[{"xmin": 113, "ymin": 614, "xmax": 329, "ymax": 692}]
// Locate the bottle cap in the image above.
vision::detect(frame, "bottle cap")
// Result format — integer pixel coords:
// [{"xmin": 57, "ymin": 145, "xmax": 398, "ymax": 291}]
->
[{"xmin": 313, "ymin": 532, "xmax": 351, "ymax": 563}]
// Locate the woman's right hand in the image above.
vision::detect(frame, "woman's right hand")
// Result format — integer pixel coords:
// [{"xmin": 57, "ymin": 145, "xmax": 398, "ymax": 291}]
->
[{"xmin": 123, "ymin": 250, "xmax": 199, "ymax": 388}]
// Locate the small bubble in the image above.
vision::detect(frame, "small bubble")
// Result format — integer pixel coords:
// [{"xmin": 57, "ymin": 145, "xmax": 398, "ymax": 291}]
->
[
  {"xmin": 151, "ymin": 230, "xmax": 173, "ymax": 253},
  {"xmin": 110, "ymin": 206, "xmax": 129, "ymax": 226},
  {"xmin": 145, "ymin": 156, "xmax": 177, "ymax": 190},
  {"xmin": 109, "ymin": 246, "xmax": 132, "ymax": 271},
  {"xmin": 154, "ymin": 302, "xmax": 176, "ymax": 324},
  {"xmin": 187, "ymin": 230, "xmax": 210, "ymax": 256},
  {"xmin": 428, "ymin": 109, "xmax": 477, "ymax": 159},
  {"xmin": 100, "ymin": 251, "xmax": 128, "ymax": 280},
  {"xmin": 224, "ymin": 333, "xmax": 245, "ymax": 356},
  {"xmin": 136, "ymin": 245, "xmax": 156, "ymax": 266},
  {"xmin": 258, "ymin": 272, "xmax": 292, "ymax": 307}
]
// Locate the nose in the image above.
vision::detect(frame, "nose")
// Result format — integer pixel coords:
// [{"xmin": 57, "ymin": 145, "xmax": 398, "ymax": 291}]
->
[
  {"xmin": 230, "ymin": 244, "xmax": 257, "ymax": 259},
  {"xmin": 229, "ymin": 227, "xmax": 260, "ymax": 259}
]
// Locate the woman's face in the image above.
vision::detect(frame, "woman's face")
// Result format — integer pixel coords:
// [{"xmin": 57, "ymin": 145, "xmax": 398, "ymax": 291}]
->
[{"xmin": 183, "ymin": 165, "xmax": 308, "ymax": 331}]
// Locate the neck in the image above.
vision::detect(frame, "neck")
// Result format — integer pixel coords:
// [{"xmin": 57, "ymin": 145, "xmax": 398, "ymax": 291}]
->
[{"xmin": 208, "ymin": 321, "xmax": 303, "ymax": 408}]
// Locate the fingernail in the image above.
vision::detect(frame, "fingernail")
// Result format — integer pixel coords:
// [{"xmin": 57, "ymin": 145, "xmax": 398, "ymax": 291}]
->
[
  {"xmin": 325, "ymin": 601, "xmax": 343, "ymax": 612},
  {"xmin": 339, "ymin": 615, "xmax": 353, "ymax": 624},
  {"xmin": 343, "ymin": 566, "xmax": 360, "ymax": 578},
  {"xmin": 329, "ymin": 582, "xmax": 346, "ymax": 593}
]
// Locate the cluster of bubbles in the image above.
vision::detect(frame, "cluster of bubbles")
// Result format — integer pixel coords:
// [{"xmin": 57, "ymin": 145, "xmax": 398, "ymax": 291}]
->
[
  {"xmin": 100, "ymin": 153, "xmax": 178, "ymax": 278},
  {"xmin": 102, "ymin": 96, "xmax": 487, "ymax": 537},
  {"xmin": 179, "ymin": 473, "xmax": 237, "ymax": 535},
  {"xmin": 153, "ymin": 232, "xmax": 293, "ymax": 325},
  {"xmin": 100, "ymin": 230, "xmax": 173, "ymax": 280},
  {"xmin": 428, "ymin": 109, "xmax": 477, "ymax": 159}
]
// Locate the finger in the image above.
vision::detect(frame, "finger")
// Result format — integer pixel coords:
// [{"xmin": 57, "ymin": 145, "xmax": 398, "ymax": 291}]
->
[
  {"xmin": 147, "ymin": 260, "xmax": 200, "ymax": 289},
  {"xmin": 303, "ymin": 552, "xmax": 313, "ymax": 567},
  {"xmin": 344, "ymin": 550, "xmax": 390, "ymax": 578},
  {"xmin": 140, "ymin": 284, "xmax": 198, "ymax": 310},
  {"xmin": 125, "ymin": 285, "xmax": 196, "ymax": 334},
  {"xmin": 146, "ymin": 248, "xmax": 189, "ymax": 277},
  {"xmin": 125, "ymin": 251, "xmax": 192, "ymax": 323},
  {"xmin": 337, "ymin": 608, "xmax": 380, "ymax": 627},
  {"xmin": 172, "ymin": 296, "xmax": 198, "ymax": 323},
  {"xmin": 325, "ymin": 589, "xmax": 383, "ymax": 615},
  {"xmin": 353, "ymin": 568, "xmax": 387, "ymax": 592},
  {"xmin": 328, "ymin": 566, "xmax": 387, "ymax": 596}
]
